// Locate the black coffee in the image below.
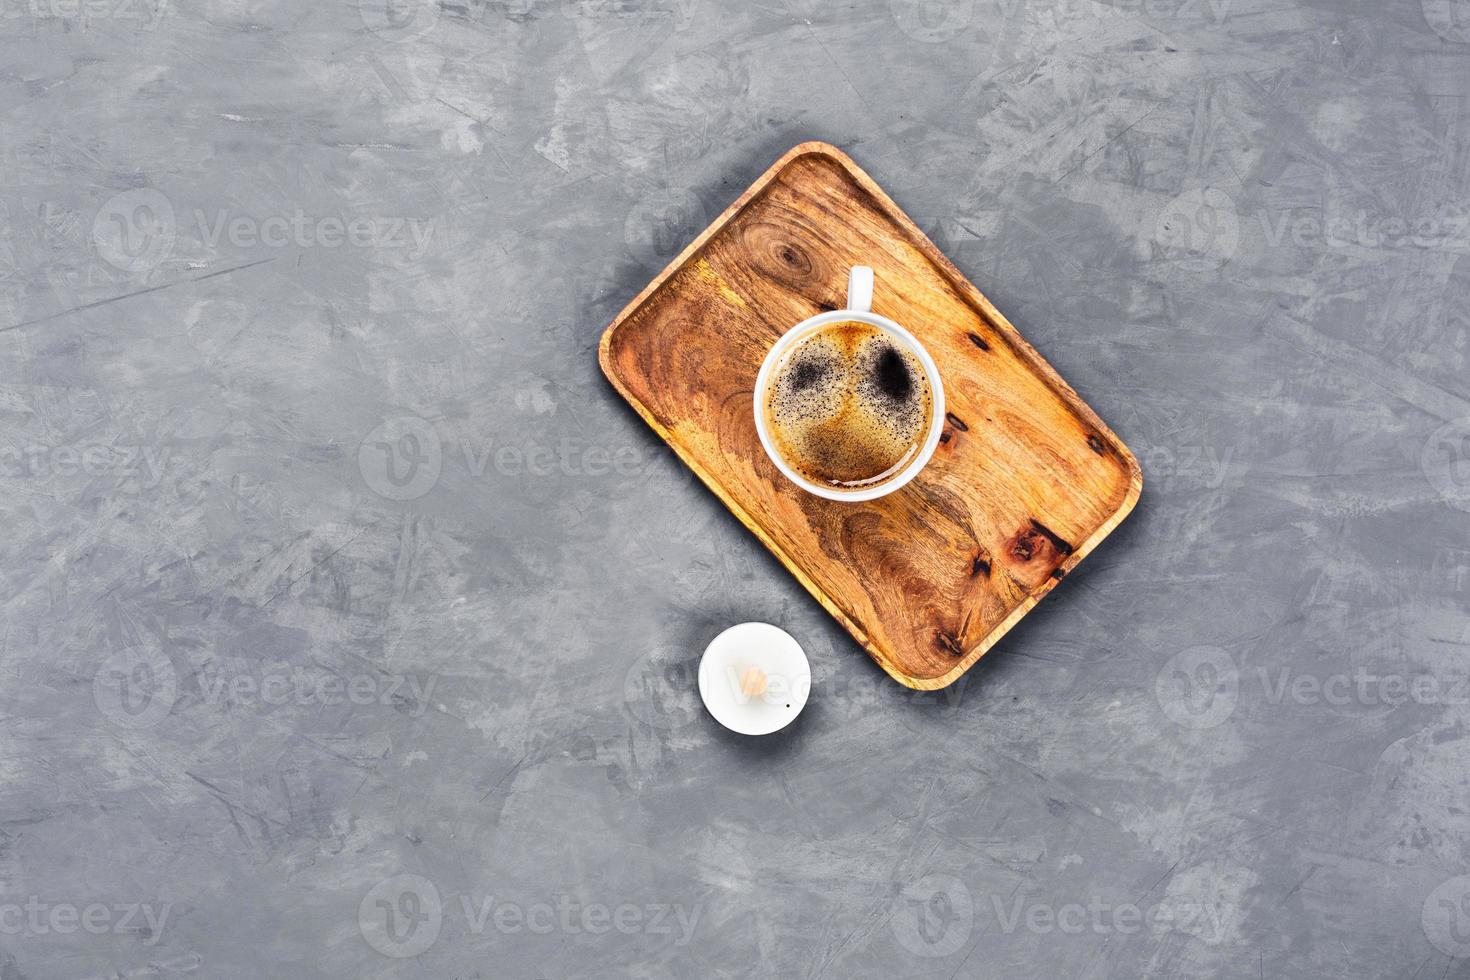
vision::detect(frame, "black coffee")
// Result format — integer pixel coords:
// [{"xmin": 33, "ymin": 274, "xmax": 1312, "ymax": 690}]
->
[{"xmin": 763, "ymin": 321, "xmax": 932, "ymax": 490}]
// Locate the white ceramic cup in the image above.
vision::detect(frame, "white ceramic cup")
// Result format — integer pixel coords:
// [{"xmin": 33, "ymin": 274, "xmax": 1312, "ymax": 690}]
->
[
  {"xmin": 697, "ymin": 622, "xmax": 811, "ymax": 735},
  {"xmin": 753, "ymin": 266, "xmax": 945, "ymax": 502}
]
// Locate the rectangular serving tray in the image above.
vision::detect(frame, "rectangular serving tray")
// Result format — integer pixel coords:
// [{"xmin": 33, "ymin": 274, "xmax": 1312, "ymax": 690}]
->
[{"xmin": 599, "ymin": 141, "xmax": 1141, "ymax": 689}]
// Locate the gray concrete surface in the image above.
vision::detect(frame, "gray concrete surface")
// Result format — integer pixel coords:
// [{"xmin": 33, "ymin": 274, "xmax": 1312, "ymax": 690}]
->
[{"xmin": 2, "ymin": 0, "xmax": 1469, "ymax": 976}]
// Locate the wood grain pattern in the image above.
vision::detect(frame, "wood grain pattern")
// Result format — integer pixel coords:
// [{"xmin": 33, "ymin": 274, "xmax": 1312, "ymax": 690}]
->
[{"xmin": 599, "ymin": 142, "xmax": 1142, "ymax": 690}]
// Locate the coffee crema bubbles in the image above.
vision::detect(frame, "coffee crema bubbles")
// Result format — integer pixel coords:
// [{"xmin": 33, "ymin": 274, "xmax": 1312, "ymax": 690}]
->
[{"xmin": 763, "ymin": 321, "xmax": 933, "ymax": 491}]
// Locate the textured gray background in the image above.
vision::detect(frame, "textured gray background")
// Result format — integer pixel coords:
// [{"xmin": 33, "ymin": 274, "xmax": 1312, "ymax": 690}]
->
[{"xmin": 3, "ymin": 0, "xmax": 1470, "ymax": 976}]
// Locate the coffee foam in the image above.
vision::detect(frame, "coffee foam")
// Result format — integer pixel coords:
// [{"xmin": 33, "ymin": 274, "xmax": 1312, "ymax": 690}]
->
[{"xmin": 764, "ymin": 321, "xmax": 931, "ymax": 489}]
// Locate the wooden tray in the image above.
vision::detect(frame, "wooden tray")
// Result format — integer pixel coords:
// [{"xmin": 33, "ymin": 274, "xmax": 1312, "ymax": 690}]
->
[{"xmin": 599, "ymin": 142, "xmax": 1141, "ymax": 690}]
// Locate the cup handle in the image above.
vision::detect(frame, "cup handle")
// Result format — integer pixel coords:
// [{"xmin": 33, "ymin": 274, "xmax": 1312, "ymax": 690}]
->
[{"xmin": 847, "ymin": 266, "xmax": 873, "ymax": 313}]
